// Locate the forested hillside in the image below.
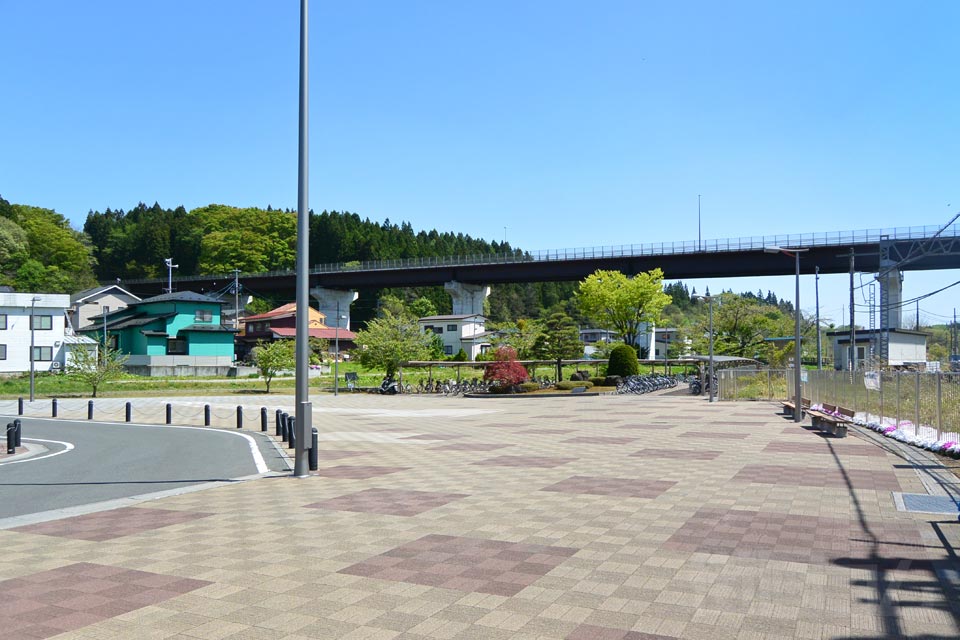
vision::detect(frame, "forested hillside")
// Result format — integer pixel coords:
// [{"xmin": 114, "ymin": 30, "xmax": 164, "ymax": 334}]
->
[{"xmin": 80, "ymin": 202, "xmax": 576, "ymax": 322}]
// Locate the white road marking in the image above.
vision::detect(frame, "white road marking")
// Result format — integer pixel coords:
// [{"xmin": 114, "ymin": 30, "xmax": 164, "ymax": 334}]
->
[{"xmin": 0, "ymin": 438, "xmax": 74, "ymax": 466}]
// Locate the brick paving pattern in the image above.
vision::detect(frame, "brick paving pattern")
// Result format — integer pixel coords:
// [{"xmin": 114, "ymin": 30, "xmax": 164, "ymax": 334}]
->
[
  {"xmin": 0, "ymin": 562, "xmax": 209, "ymax": 639},
  {"xmin": 733, "ymin": 463, "xmax": 902, "ymax": 491},
  {"xmin": 2, "ymin": 393, "xmax": 957, "ymax": 639},
  {"xmin": 12, "ymin": 507, "xmax": 210, "ymax": 542},
  {"xmin": 339, "ymin": 534, "xmax": 578, "ymax": 596},
  {"xmin": 311, "ymin": 465, "xmax": 410, "ymax": 479},
  {"xmin": 472, "ymin": 455, "xmax": 578, "ymax": 468},
  {"xmin": 306, "ymin": 488, "xmax": 468, "ymax": 517},
  {"xmin": 764, "ymin": 440, "xmax": 889, "ymax": 457},
  {"xmin": 542, "ymin": 475, "xmax": 676, "ymax": 498},
  {"xmin": 630, "ymin": 448, "xmax": 721, "ymax": 460}
]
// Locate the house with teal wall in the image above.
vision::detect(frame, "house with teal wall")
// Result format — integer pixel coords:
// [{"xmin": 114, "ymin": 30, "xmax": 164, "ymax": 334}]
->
[{"xmin": 80, "ymin": 291, "xmax": 237, "ymax": 376}]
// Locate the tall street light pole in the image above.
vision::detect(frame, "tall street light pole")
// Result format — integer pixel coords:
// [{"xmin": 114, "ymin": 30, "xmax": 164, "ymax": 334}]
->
[
  {"xmin": 164, "ymin": 258, "xmax": 178, "ymax": 293},
  {"xmin": 815, "ymin": 266, "xmax": 821, "ymax": 370},
  {"xmin": 765, "ymin": 246, "xmax": 808, "ymax": 423},
  {"xmin": 29, "ymin": 296, "xmax": 40, "ymax": 402},
  {"xmin": 293, "ymin": 0, "xmax": 311, "ymax": 477}
]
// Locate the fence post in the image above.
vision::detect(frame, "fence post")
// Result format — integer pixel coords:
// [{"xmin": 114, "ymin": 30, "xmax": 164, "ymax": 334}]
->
[
  {"xmin": 879, "ymin": 373, "xmax": 885, "ymax": 425},
  {"xmin": 166, "ymin": 403, "xmax": 172, "ymax": 425},
  {"xmin": 125, "ymin": 402, "xmax": 132, "ymax": 423},
  {"xmin": 261, "ymin": 407, "xmax": 268, "ymax": 432},
  {"xmin": 204, "ymin": 404, "xmax": 211, "ymax": 427},
  {"xmin": 52, "ymin": 398, "xmax": 58, "ymax": 418},
  {"xmin": 236, "ymin": 406, "xmax": 243, "ymax": 429},
  {"xmin": 915, "ymin": 372, "xmax": 921, "ymax": 439},
  {"xmin": 6, "ymin": 423, "xmax": 14, "ymax": 454},
  {"xmin": 309, "ymin": 427, "xmax": 318, "ymax": 471},
  {"xmin": 87, "ymin": 400, "xmax": 94, "ymax": 420},
  {"xmin": 18, "ymin": 397, "xmax": 23, "ymax": 415},
  {"xmin": 936, "ymin": 374, "xmax": 943, "ymax": 442},
  {"xmin": 895, "ymin": 373, "xmax": 901, "ymax": 428}
]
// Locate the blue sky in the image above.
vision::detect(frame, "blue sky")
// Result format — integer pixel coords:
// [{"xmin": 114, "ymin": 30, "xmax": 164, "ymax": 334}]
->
[{"xmin": 2, "ymin": 1, "xmax": 958, "ymax": 328}]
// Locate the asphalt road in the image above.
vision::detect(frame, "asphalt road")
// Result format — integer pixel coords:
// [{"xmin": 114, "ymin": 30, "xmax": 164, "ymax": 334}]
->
[{"xmin": 0, "ymin": 418, "xmax": 270, "ymax": 520}]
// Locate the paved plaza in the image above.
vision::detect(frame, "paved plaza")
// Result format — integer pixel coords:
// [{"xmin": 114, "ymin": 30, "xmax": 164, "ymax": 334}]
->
[{"xmin": 1, "ymin": 393, "xmax": 959, "ymax": 639}]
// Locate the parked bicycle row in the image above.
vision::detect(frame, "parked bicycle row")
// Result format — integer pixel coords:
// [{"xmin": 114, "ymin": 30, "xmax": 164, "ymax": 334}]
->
[{"xmin": 616, "ymin": 374, "xmax": 679, "ymax": 394}]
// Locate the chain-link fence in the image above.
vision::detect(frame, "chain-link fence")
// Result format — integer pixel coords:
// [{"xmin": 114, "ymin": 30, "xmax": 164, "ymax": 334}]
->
[{"xmin": 719, "ymin": 368, "xmax": 960, "ymax": 442}]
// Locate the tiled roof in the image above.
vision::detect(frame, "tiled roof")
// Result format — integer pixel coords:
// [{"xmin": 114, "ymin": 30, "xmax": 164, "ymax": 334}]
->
[
  {"xmin": 136, "ymin": 291, "xmax": 224, "ymax": 305},
  {"xmin": 270, "ymin": 327, "xmax": 356, "ymax": 340}
]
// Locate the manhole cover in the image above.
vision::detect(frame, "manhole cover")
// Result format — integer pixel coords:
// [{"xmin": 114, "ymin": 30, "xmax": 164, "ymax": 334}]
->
[{"xmin": 897, "ymin": 493, "xmax": 960, "ymax": 515}]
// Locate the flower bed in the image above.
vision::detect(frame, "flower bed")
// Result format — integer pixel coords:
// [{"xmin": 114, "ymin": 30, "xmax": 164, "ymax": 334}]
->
[{"xmin": 811, "ymin": 403, "xmax": 960, "ymax": 459}]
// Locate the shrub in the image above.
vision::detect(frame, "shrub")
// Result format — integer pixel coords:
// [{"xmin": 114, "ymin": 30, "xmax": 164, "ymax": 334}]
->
[
  {"xmin": 589, "ymin": 377, "xmax": 607, "ymax": 387},
  {"xmin": 607, "ymin": 344, "xmax": 639, "ymax": 377},
  {"xmin": 452, "ymin": 348, "xmax": 468, "ymax": 362},
  {"xmin": 556, "ymin": 380, "xmax": 594, "ymax": 391},
  {"xmin": 483, "ymin": 346, "xmax": 528, "ymax": 387},
  {"xmin": 519, "ymin": 382, "xmax": 540, "ymax": 393}
]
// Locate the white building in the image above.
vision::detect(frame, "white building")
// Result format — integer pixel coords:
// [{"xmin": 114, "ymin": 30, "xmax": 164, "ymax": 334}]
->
[
  {"xmin": 418, "ymin": 314, "xmax": 491, "ymax": 360},
  {"xmin": 0, "ymin": 293, "xmax": 96, "ymax": 374},
  {"xmin": 828, "ymin": 328, "xmax": 928, "ymax": 370}
]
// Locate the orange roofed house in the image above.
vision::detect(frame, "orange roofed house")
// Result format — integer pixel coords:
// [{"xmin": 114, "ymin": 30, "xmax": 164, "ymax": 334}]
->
[{"xmin": 238, "ymin": 303, "xmax": 356, "ymax": 362}]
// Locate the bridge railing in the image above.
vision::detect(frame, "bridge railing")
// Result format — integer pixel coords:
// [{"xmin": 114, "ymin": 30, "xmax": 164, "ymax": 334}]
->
[{"xmin": 123, "ymin": 221, "xmax": 958, "ymax": 283}]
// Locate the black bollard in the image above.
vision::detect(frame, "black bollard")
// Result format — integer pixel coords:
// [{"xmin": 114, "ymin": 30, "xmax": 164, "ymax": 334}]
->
[
  {"xmin": 52, "ymin": 398, "xmax": 58, "ymax": 418},
  {"xmin": 261, "ymin": 407, "xmax": 268, "ymax": 432},
  {"xmin": 14, "ymin": 419, "xmax": 21, "ymax": 447},
  {"xmin": 280, "ymin": 413, "xmax": 288, "ymax": 442},
  {"xmin": 204, "ymin": 404, "xmax": 211, "ymax": 426},
  {"xmin": 275, "ymin": 409, "xmax": 282, "ymax": 436},
  {"xmin": 125, "ymin": 402, "xmax": 132, "ymax": 422},
  {"xmin": 166, "ymin": 403, "xmax": 172, "ymax": 424},
  {"xmin": 87, "ymin": 400, "xmax": 94, "ymax": 420},
  {"xmin": 18, "ymin": 397, "xmax": 23, "ymax": 416},
  {"xmin": 236, "ymin": 406, "xmax": 243, "ymax": 429},
  {"xmin": 6, "ymin": 423, "xmax": 14, "ymax": 454},
  {"xmin": 309, "ymin": 428, "xmax": 318, "ymax": 471},
  {"xmin": 288, "ymin": 417, "xmax": 296, "ymax": 450}
]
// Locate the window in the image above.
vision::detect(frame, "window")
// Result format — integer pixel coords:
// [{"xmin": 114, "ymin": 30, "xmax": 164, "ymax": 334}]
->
[
  {"xmin": 423, "ymin": 325, "xmax": 433, "ymax": 333},
  {"xmin": 0, "ymin": 315, "xmax": 6, "ymax": 330},
  {"xmin": 32, "ymin": 346, "xmax": 53, "ymax": 361},
  {"xmin": 194, "ymin": 309, "xmax": 213, "ymax": 323},
  {"xmin": 444, "ymin": 345, "xmax": 453, "ymax": 355},
  {"xmin": 167, "ymin": 338, "xmax": 188, "ymax": 355},
  {"xmin": 447, "ymin": 324, "xmax": 457, "ymax": 332},
  {"xmin": 31, "ymin": 315, "xmax": 52, "ymax": 330},
  {"xmin": 433, "ymin": 327, "xmax": 443, "ymax": 334},
  {"xmin": 0, "ymin": 344, "xmax": 6, "ymax": 359}
]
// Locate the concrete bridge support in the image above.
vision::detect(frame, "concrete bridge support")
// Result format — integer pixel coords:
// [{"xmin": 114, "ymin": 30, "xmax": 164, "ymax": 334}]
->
[
  {"xmin": 445, "ymin": 281, "xmax": 490, "ymax": 316},
  {"xmin": 310, "ymin": 288, "xmax": 358, "ymax": 329}
]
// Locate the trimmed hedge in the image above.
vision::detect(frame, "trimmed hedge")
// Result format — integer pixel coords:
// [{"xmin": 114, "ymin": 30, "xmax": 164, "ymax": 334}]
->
[
  {"xmin": 607, "ymin": 344, "xmax": 639, "ymax": 376},
  {"xmin": 519, "ymin": 382, "xmax": 540, "ymax": 393},
  {"xmin": 556, "ymin": 380, "xmax": 594, "ymax": 391}
]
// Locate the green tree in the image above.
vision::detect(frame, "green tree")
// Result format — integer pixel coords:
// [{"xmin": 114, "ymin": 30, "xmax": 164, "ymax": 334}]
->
[
  {"xmin": 607, "ymin": 343, "xmax": 640, "ymax": 377},
  {"xmin": 65, "ymin": 344, "xmax": 129, "ymax": 398},
  {"xmin": 409, "ymin": 297, "xmax": 438, "ymax": 318},
  {"xmin": 354, "ymin": 309, "xmax": 435, "ymax": 377},
  {"xmin": 577, "ymin": 269, "xmax": 672, "ymax": 346},
  {"xmin": 308, "ymin": 337, "xmax": 330, "ymax": 365},
  {"xmin": 252, "ymin": 340, "xmax": 295, "ymax": 392},
  {"xmin": 532, "ymin": 312, "xmax": 583, "ymax": 380}
]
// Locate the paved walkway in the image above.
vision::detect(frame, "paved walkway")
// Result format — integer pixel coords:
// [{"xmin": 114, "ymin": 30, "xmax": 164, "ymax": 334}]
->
[{"xmin": 1, "ymin": 393, "xmax": 959, "ymax": 639}]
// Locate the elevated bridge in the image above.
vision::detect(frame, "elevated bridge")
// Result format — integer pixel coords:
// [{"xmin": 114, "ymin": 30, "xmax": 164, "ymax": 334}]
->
[{"xmin": 124, "ymin": 222, "xmax": 959, "ymax": 346}]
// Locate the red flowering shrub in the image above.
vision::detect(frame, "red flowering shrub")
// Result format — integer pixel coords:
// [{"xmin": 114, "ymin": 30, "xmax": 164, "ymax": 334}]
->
[{"xmin": 483, "ymin": 346, "xmax": 529, "ymax": 389}]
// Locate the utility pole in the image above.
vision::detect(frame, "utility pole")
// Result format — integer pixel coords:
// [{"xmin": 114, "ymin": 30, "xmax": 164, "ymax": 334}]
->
[
  {"xmin": 232, "ymin": 269, "xmax": 241, "ymax": 330},
  {"xmin": 815, "ymin": 266, "xmax": 821, "ymax": 370},
  {"xmin": 164, "ymin": 258, "xmax": 178, "ymax": 294},
  {"xmin": 697, "ymin": 195, "xmax": 702, "ymax": 251},
  {"xmin": 848, "ymin": 250, "xmax": 856, "ymax": 374}
]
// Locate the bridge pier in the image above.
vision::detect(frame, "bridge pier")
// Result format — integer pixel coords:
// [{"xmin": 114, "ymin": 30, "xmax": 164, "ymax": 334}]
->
[
  {"xmin": 445, "ymin": 281, "xmax": 490, "ymax": 316},
  {"xmin": 310, "ymin": 288, "xmax": 358, "ymax": 329}
]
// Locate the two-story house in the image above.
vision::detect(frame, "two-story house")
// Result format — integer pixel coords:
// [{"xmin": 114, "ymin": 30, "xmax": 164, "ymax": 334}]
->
[
  {"xmin": 0, "ymin": 293, "xmax": 97, "ymax": 374},
  {"xmin": 239, "ymin": 303, "xmax": 357, "ymax": 361},
  {"xmin": 418, "ymin": 314, "xmax": 491, "ymax": 360},
  {"xmin": 68, "ymin": 284, "xmax": 141, "ymax": 335},
  {"xmin": 79, "ymin": 291, "xmax": 236, "ymax": 376}
]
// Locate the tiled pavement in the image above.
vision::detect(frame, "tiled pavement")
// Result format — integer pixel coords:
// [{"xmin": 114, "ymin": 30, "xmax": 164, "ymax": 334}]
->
[{"xmin": 1, "ymin": 393, "xmax": 959, "ymax": 639}]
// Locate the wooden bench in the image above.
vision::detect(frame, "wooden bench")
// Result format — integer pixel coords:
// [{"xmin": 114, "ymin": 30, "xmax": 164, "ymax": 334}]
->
[
  {"xmin": 809, "ymin": 402, "xmax": 854, "ymax": 438},
  {"xmin": 782, "ymin": 397, "xmax": 811, "ymax": 419}
]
